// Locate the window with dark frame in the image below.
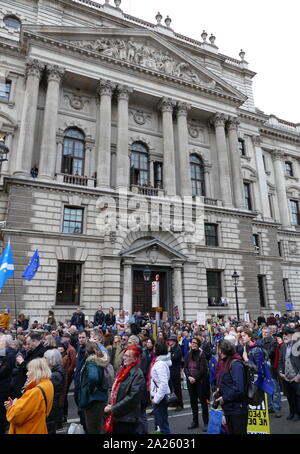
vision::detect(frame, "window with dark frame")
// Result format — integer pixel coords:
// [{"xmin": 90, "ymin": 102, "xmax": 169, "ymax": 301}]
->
[
  {"xmin": 257, "ymin": 275, "xmax": 267, "ymax": 308},
  {"xmin": 154, "ymin": 162, "xmax": 163, "ymax": 188},
  {"xmin": 238, "ymin": 138, "xmax": 246, "ymax": 156},
  {"xmin": 56, "ymin": 262, "xmax": 82, "ymax": 306},
  {"xmin": 63, "ymin": 207, "xmax": 84, "ymax": 234},
  {"xmin": 253, "ymin": 234, "xmax": 260, "ymax": 253},
  {"xmin": 190, "ymin": 154, "xmax": 205, "ymax": 196},
  {"xmin": 290, "ymin": 200, "xmax": 300, "ymax": 225},
  {"xmin": 62, "ymin": 128, "xmax": 85, "ymax": 176},
  {"xmin": 0, "ymin": 80, "xmax": 11, "ymax": 102},
  {"xmin": 130, "ymin": 142, "xmax": 149, "ymax": 186},
  {"xmin": 207, "ymin": 270, "xmax": 222, "ymax": 306},
  {"xmin": 283, "ymin": 278, "xmax": 290, "ymax": 302},
  {"xmin": 278, "ymin": 241, "xmax": 283, "ymax": 257},
  {"xmin": 244, "ymin": 182, "xmax": 253, "ymax": 211},
  {"xmin": 205, "ymin": 224, "xmax": 219, "ymax": 247},
  {"xmin": 285, "ymin": 161, "xmax": 294, "ymax": 177},
  {"xmin": 268, "ymin": 194, "xmax": 274, "ymax": 219}
]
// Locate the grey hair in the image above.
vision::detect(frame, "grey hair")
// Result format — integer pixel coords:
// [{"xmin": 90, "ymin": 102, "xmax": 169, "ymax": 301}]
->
[
  {"xmin": 44, "ymin": 348, "xmax": 63, "ymax": 367},
  {"xmin": 128, "ymin": 335, "xmax": 139, "ymax": 345},
  {"xmin": 3, "ymin": 334, "xmax": 13, "ymax": 346},
  {"xmin": 262, "ymin": 327, "xmax": 272, "ymax": 335}
]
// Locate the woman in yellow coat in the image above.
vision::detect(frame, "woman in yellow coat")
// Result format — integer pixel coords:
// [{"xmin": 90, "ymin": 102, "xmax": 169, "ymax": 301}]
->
[{"xmin": 5, "ymin": 358, "xmax": 54, "ymax": 434}]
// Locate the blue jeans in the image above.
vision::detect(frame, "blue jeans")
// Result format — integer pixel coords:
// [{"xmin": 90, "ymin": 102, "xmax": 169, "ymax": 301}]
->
[
  {"xmin": 153, "ymin": 398, "xmax": 171, "ymax": 434},
  {"xmin": 268, "ymin": 379, "xmax": 282, "ymax": 412}
]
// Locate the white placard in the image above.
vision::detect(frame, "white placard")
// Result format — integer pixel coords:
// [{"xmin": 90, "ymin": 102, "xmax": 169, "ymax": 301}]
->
[
  {"xmin": 197, "ymin": 312, "xmax": 206, "ymax": 326},
  {"xmin": 152, "ymin": 281, "xmax": 160, "ymax": 308}
]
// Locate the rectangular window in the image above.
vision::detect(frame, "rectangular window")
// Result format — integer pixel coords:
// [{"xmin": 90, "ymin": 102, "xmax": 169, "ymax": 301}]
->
[
  {"xmin": 63, "ymin": 207, "xmax": 84, "ymax": 234},
  {"xmin": 244, "ymin": 182, "xmax": 253, "ymax": 211},
  {"xmin": 0, "ymin": 80, "xmax": 11, "ymax": 102},
  {"xmin": 205, "ymin": 224, "xmax": 219, "ymax": 247},
  {"xmin": 257, "ymin": 275, "xmax": 267, "ymax": 308},
  {"xmin": 283, "ymin": 278, "xmax": 290, "ymax": 302},
  {"xmin": 262, "ymin": 155, "xmax": 267, "ymax": 172},
  {"xmin": 268, "ymin": 194, "xmax": 274, "ymax": 219},
  {"xmin": 253, "ymin": 234, "xmax": 260, "ymax": 253},
  {"xmin": 278, "ymin": 241, "xmax": 283, "ymax": 257},
  {"xmin": 207, "ymin": 270, "xmax": 222, "ymax": 306},
  {"xmin": 290, "ymin": 200, "xmax": 300, "ymax": 225},
  {"xmin": 154, "ymin": 162, "xmax": 163, "ymax": 189},
  {"xmin": 238, "ymin": 138, "xmax": 246, "ymax": 156},
  {"xmin": 285, "ymin": 161, "xmax": 294, "ymax": 177},
  {"xmin": 56, "ymin": 262, "xmax": 82, "ymax": 306}
]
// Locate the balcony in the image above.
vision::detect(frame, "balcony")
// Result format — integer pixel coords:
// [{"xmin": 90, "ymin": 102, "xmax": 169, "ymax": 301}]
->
[
  {"xmin": 204, "ymin": 198, "xmax": 223, "ymax": 207},
  {"xmin": 130, "ymin": 184, "xmax": 165, "ymax": 197},
  {"xmin": 208, "ymin": 297, "xmax": 229, "ymax": 307},
  {"xmin": 56, "ymin": 173, "xmax": 96, "ymax": 187}
]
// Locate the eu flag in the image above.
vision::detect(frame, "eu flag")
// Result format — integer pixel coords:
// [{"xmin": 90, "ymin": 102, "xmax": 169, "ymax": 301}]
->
[
  {"xmin": 251, "ymin": 347, "xmax": 275, "ymax": 395},
  {"xmin": 0, "ymin": 240, "xmax": 14, "ymax": 290},
  {"xmin": 209, "ymin": 356, "xmax": 218, "ymax": 385},
  {"xmin": 22, "ymin": 249, "xmax": 40, "ymax": 281}
]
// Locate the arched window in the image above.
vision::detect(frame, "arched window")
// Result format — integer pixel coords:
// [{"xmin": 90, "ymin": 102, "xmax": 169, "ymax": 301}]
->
[
  {"xmin": 190, "ymin": 154, "xmax": 205, "ymax": 196},
  {"xmin": 3, "ymin": 15, "xmax": 21, "ymax": 30},
  {"xmin": 62, "ymin": 128, "xmax": 85, "ymax": 176},
  {"xmin": 130, "ymin": 142, "xmax": 149, "ymax": 186}
]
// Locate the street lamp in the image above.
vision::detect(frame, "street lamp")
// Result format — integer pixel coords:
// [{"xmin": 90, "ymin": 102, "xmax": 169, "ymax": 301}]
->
[
  {"xmin": 143, "ymin": 265, "xmax": 151, "ymax": 283},
  {"xmin": 232, "ymin": 269, "xmax": 240, "ymax": 321}
]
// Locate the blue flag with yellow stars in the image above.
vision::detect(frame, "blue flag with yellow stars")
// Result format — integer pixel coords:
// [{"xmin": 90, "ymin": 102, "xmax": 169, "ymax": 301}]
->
[
  {"xmin": 0, "ymin": 240, "xmax": 14, "ymax": 290},
  {"xmin": 251, "ymin": 346, "xmax": 275, "ymax": 395},
  {"xmin": 22, "ymin": 249, "xmax": 40, "ymax": 281},
  {"xmin": 209, "ymin": 356, "xmax": 218, "ymax": 384}
]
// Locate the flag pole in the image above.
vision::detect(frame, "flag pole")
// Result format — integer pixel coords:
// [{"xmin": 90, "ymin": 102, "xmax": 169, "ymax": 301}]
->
[{"xmin": 12, "ymin": 273, "xmax": 17, "ymax": 322}]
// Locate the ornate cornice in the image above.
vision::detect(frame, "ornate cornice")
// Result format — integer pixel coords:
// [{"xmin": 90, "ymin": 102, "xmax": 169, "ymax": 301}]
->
[
  {"xmin": 46, "ymin": 64, "xmax": 65, "ymax": 83},
  {"xmin": 158, "ymin": 97, "xmax": 176, "ymax": 113},
  {"xmin": 25, "ymin": 58, "xmax": 45, "ymax": 80}
]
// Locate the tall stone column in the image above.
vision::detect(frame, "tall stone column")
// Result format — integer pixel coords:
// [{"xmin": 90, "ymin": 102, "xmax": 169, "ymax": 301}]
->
[
  {"xmin": 96, "ymin": 80, "xmax": 115, "ymax": 189},
  {"xmin": 14, "ymin": 58, "xmax": 44, "ymax": 176},
  {"xmin": 176, "ymin": 102, "xmax": 192, "ymax": 197},
  {"xmin": 272, "ymin": 149, "xmax": 291, "ymax": 228},
  {"xmin": 227, "ymin": 117, "xmax": 245, "ymax": 209},
  {"xmin": 116, "ymin": 85, "xmax": 132, "ymax": 191},
  {"xmin": 158, "ymin": 97, "xmax": 176, "ymax": 196},
  {"xmin": 211, "ymin": 113, "xmax": 233, "ymax": 206},
  {"xmin": 122, "ymin": 259, "xmax": 133, "ymax": 314},
  {"xmin": 39, "ymin": 65, "xmax": 64, "ymax": 180},
  {"xmin": 252, "ymin": 135, "xmax": 271, "ymax": 219},
  {"xmin": 172, "ymin": 262, "xmax": 184, "ymax": 321}
]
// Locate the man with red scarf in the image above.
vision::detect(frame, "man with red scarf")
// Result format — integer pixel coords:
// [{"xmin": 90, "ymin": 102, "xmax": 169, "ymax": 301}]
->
[{"xmin": 104, "ymin": 345, "xmax": 145, "ymax": 434}]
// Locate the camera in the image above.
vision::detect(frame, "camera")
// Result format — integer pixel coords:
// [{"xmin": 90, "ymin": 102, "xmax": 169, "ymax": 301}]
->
[{"xmin": 212, "ymin": 391, "xmax": 221, "ymax": 409}]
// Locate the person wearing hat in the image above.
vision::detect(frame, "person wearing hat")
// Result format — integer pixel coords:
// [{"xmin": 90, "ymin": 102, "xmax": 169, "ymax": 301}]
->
[
  {"xmin": 168, "ymin": 335, "xmax": 184, "ymax": 411},
  {"xmin": 278, "ymin": 327, "xmax": 300, "ymax": 421}
]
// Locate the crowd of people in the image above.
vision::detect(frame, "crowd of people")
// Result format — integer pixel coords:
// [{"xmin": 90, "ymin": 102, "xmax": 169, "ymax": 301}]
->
[{"xmin": 0, "ymin": 305, "xmax": 300, "ymax": 435}]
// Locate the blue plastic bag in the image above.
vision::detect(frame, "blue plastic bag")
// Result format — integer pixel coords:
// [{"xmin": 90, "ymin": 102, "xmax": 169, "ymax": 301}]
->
[{"xmin": 207, "ymin": 409, "xmax": 223, "ymax": 434}]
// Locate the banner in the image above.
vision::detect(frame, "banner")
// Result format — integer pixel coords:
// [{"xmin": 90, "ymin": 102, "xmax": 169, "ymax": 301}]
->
[
  {"xmin": 152, "ymin": 281, "xmax": 160, "ymax": 308},
  {"xmin": 247, "ymin": 394, "xmax": 270, "ymax": 434}
]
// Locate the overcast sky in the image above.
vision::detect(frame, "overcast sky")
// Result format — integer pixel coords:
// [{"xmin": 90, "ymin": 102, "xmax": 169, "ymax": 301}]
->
[{"xmin": 104, "ymin": 0, "xmax": 300, "ymax": 124}]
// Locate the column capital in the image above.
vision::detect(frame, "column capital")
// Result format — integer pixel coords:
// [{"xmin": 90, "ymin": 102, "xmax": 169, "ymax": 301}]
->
[
  {"xmin": 210, "ymin": 112, "xmax": 227, "ymax": 127},
  {"xmin": 116, "ymin": 84, "xmax": 133, "ymax": 101},
  {"xmin": 96, "ymin": 79, "xmax": 116, "ymax": 98},
  {"xmin": 252, "ymin": 135, "xmax": 262, "ymax": 147},
  {"xmin": 25, "ymin": 58, "xmax": 45, "ymax": 80},
  {"xmin": 272, "ymin": 149, "xmax": 285, "ymax": 162},
  {"xmin": 158, "ymin": 97, "xmax": 176, "ymax": 113},
  {"xmin": 176, "ymin": 101, "xmax": 191, "ymax": 117},
  {"xmin": 227, "ymin": 116, "xmax": 240, "ymax": 131},
  {"xmin": 46, "ymin": 64, "xmax": 65, "ymax": 83}
]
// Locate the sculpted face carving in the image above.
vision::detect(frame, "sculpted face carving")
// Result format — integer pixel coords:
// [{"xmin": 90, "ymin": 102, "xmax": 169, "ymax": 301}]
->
[{"xmin": 69, "ymin": 38, "xmax": 215, "ymax": 87}]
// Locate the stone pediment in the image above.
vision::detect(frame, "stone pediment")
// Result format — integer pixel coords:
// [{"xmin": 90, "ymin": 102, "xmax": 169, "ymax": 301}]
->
[
  {"xmin": 22, "ymin": 26, "xmax": 247, "ymax": 103},
  {"xmin": 120, "ymin": 238, "xmax": 187, "ymax": 263}
]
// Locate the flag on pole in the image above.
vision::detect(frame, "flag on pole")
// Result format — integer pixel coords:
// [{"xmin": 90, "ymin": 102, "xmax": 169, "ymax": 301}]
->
[
  {"xmin": 22, "ymin": 249, "xmax": 40, "ymax": 281},
  {"xmin": 0, "ymin": 240, "xmax": 14, "ymax": 291}
]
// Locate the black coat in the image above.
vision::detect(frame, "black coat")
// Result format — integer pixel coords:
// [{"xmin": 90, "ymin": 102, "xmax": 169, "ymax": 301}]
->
[
  {"xmin": 0, "ymin": 347, "xmax": 17, "ymax": 397},
  {"xmin": 257, "ymin": 336, "xmax": 277, "ymax": 363},
  {"xmin": 94, "ymin": 310, "xmax": 105, "ymax": 327},
  {"xmin": 70, "ymin": 312, "xmax": 85, "ymax": 329},
  {"xmin": 169, "ymin": 344, "xmax": 182, "ymax": 378},
  {"xmin": 47, "ymin": 365, "xmax": 65, "ymax": 434},
  {"xmin": 105, "ymin": 314, "xmax": 116, "ymax": 327},
  {"xmin": 184, "ymin": 349, "xmax": 208, "ymax": 382},
  {"xmin": 12, "ymin": 342, "xmax": 46, "ymax": 398},
  {"xmin": 111, "ymin": 365, "xmax": 145, "ymax": 424}
]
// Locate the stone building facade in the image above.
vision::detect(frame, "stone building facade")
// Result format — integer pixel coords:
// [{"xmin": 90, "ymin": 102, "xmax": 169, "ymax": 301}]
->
[{"xmin": 0, "ymin": 0, "xmax": 299, "ymax": 322}]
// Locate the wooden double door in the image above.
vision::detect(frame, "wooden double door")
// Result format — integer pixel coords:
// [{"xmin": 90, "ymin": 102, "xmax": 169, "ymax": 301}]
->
[{"xmin": 132, "ymin": 268, "xmax": 169, "ymax": 317}]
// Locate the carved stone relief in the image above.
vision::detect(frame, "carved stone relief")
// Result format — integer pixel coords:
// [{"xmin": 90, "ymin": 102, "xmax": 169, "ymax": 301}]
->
[
  {"xmin": 68, "ymin": 38, "xmax": 217, "ymax": 88},
  {"xmin": 289, "ymin": 241, "xmax": 298, "ymax": 255},
  {"xmin": 63, "ymin": 92, "xmax": 91, "ymax": 114},
  {"xmin": 129, "ymin": 109, "xmax": 152, "ymax": 126}
]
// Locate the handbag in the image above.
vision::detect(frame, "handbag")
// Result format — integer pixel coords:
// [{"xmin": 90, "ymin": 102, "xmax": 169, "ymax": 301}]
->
[
  {"xmin": 207, "ymin": 409, "xmax": 223, "ymax": 434},
  {"xmin": 165, "ymin": 392, "xmax": 178, "ymax": 406}
]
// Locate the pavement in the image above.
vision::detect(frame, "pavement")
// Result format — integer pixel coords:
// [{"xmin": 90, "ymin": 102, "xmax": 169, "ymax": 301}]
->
[{"xmin": 58, "ymin": 389, "xmax": 300, "ymax": 435}]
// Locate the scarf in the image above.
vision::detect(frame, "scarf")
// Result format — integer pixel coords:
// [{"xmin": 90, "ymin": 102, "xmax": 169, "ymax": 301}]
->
[{"xmin": 104, "ymin": 361, "xmax": 138, "ymax": 433}]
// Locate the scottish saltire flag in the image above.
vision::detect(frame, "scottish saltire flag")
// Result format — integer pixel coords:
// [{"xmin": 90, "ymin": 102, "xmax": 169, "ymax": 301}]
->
[
  {"xmin": 22, "ymin": 249, "xmax": 40, "ymax": 281},
  {"xmin": 252, "ymin": 347, "xmax": 275, "ymax": 395},
  {"xmin": 0, "ymin": 240, "xmax": 14, "ymax": 290}
]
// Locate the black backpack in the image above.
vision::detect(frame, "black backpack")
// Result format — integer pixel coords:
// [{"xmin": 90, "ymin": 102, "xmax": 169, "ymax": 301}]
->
[{"xmin": 230, "ymin": 359, "xmax": 264, "ymax": 407}]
